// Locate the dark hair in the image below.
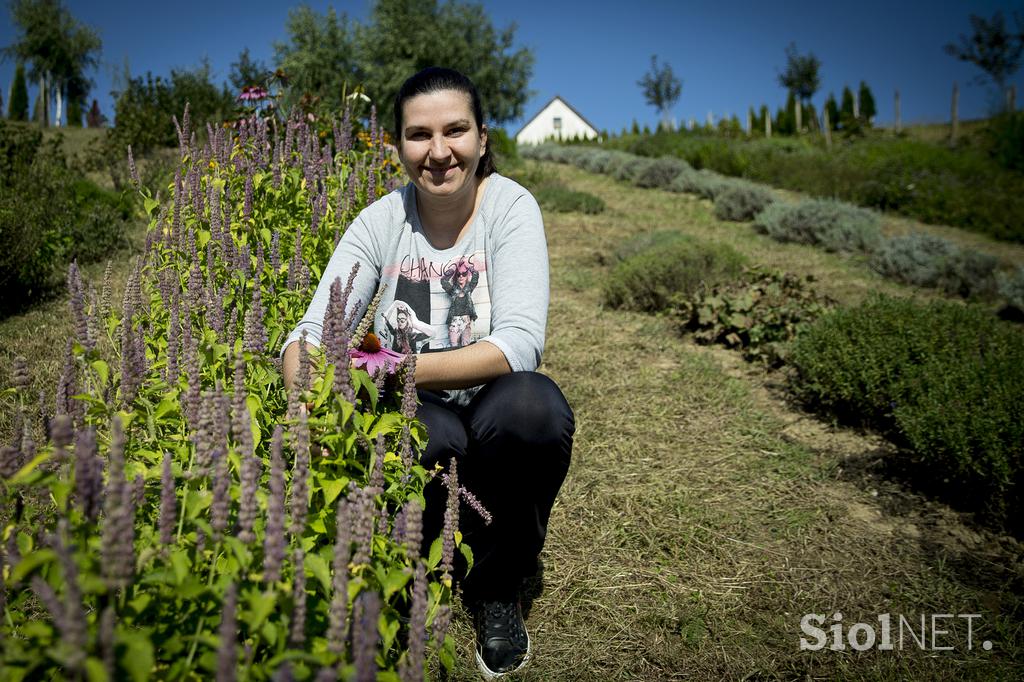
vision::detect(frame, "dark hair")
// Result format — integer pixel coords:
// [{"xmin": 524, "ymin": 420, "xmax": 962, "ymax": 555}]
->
[{"xmin": 393, "ymin": 67, "xmax": 496, "ymax": 178}]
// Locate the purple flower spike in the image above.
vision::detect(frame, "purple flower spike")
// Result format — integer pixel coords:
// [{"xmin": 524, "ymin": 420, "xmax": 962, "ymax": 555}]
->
[
  {"xmin": 127, "ymin": 144, "xmax": 139, "ymax": 188},
  {"xmin": 243, "ymin": 284, "xmax": 268, "ymax": 356},
  {"xmin": 243, "ymin": 171, "xmax": 254, "ymax": 225},
  {"xmin": 74, "ymin": 427, "xmax": 102, "ymax": 522},
  {"xmin": 347, "ymin": 487, "xmax": 371, "ymax": 568},
  {"xmin": 440, "ymin": 458, "xmax": 459, "ymax": 582},
  {"xmin": 101, "ymin": 416, "xmax": 135, "ymax": 589},
  {"xmin": 51, "ymin": 520, "xmax": 88, "ymax": 673},
  {"xmin": 159, "ymin": 451, "xmax": 176, "ymax": 545},
  {"xmin": 67, "ymin": 261, "xmax": 92, "ymax": 351},
  {"xmin": 399, "ymin": 563, "xmax": 428, "ymax": 682},
  {"xmin": 353, "ymin": 590, "xmax": 381, "ymax": 682},
  {"xmin": 211, "ymin": 440, "xmax": 231, "ymax": 542},
  {"xmin": 432, "ymin": 603, "xmax": 452, "ymax": 647},
  {"xmin": 11, "ymin": 356, "xmax": 30, "ymax": 392},
  {"xmin": 264, "ymin": 425, "xmax": 287, "ymax": 583},
  {"xmin": 289, "ymin": 411, "xmax": 310, "ymax": 538},
  {"xmin": 217, "ymin": 583, "xmax": 238, "ymax": 682},
  {"xmin": 404, "ymin": 499, "xmax": 423, "ymax": 561},
  {"xmin": 369, "ymin": 434, "xmax": 385, "ymax": 492},
  {"xmin": 327, "ymin": 497, "xmax": 352, "ymax": 656},
  {"xmin": 290, "ymin": 546, "xmax": 307, "ymax": 646}
]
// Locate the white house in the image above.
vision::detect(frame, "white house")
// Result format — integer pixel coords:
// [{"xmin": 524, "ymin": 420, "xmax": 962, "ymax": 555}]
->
[{"xmin": 514, "ymin": 96, "xmax": 599, "ymax": 145}]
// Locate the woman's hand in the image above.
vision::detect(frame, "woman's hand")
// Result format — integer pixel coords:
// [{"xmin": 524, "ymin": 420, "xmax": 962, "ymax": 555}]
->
[{"xmin": 414, "ymin": 341, "xmax": 511, "ymax": 390}]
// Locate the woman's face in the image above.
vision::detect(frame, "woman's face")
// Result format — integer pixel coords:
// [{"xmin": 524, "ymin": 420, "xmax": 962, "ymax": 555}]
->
[{"xmin": 398, "ymin": 89, "xmax": 487, "ymax": 202}]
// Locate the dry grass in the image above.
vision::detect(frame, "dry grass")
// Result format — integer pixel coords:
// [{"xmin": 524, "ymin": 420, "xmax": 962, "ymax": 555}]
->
[{"xmin": 435, "ymin": 162, "xmax": 1024, "ymax": 680}]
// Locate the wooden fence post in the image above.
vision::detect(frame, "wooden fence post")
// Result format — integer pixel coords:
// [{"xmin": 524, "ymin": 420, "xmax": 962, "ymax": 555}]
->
[
  {"xmin": 951, "ymin": 82, "xmax": 959, "ymax": 144},
  {"xmin": 795, "ymin": 100, "xmax": 802, "ymax": 133},
  {"xmin": 765, "ymin": 112, "xmax": 772, "ymax": 138},
  {"xmin": 1008, "ymin": 85, "xmax": 1017, "ymax": 112},
  {"xmin": 823, "ymin": 108, "xmax": 832, "ymax": 150},
  {"xmin": 746, "ymin": 109, "xmax": 752, "ymax": 136},
  {"xmin": 894, "ymin": 89, "xmax": 901, "ymax": 134}
]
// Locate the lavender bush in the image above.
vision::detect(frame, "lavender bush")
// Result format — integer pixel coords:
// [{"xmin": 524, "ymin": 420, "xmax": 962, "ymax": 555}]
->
[{"xmin": 0, "ymin": 109, "xmax": 467, "ymax": 679}]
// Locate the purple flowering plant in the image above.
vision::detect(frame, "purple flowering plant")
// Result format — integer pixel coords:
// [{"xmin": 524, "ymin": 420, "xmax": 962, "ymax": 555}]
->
[{"xmin": 0, "ymin": 107, "xmax": 469, "ymax": 680}]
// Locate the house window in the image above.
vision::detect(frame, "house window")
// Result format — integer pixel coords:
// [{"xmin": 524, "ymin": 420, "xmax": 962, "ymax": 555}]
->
[{"xmin": 553, "ymin": 116, "xmax": 562, "ymax": 131}]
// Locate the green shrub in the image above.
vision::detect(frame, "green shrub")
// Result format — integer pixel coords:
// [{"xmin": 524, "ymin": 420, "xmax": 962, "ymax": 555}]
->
[
  {"xmin": 790, "ymin": 295, "xmax": 1024, "ymax": 526},
  {"xmin": 488, "ymin": 126, "xmax": 518, "ymax": 166},
  {"xmin": 982, "ymin": 111, "xmax": 1024, "ymax": 173},
  {"xmin": 668, "ymin": 168, "xmax": 730, "ymax": 199},
  {"xmin": 632, "ymin": 157, "xmax": 688, "ymax": 188},
  {"xmin": 0, "ymin": 122, "xmax": 135, "ymax": 315},
  {"xmin": 998, "ymin": 266, "xmax": 1024, "ymax": 318},
  {"xmin": 870, "ymin": 233, "xmax": 957, "ymax": 288},
  {"xmin": 754, "ymin": 199, "xmax": 882, "ymax": 253},
  {"xmin": 714, "ymin": 183, "xmax": 775, "ymax": 221},
  {"xmin": 603, "ymin": 233, "xmax": 746, "ymax": 312},
  {"xmin": 676, "ymin": 267, "xmax": 835, "ymax": 364},
  {"xmin": 534, "ymin": 183, "xmax": 605, "ymax": 214},
  {"xmin": 612, "ymin": 156, "xmax": 654, "ymax": 183},
  {"xmin": 870, "ymin": 233, "xmax": 999, "ymax": 299}
]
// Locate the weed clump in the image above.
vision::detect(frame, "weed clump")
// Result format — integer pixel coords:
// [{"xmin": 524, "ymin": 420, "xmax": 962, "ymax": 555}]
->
[
  {"xmin": 677, "ymin": 267, "xmax": 834, "ymax": 365},
  {"xmin": 603, "ymin": 232, "xmax": 746, "ymax": 312},
  {"xmin": 714, "ymin": 183, "xmax": 775, "ymax": 221},
  {"xmin": 754, "ymin": 199, "xmax": 882, "ymax": 253},
  {"xmin": 790, "ymin": 295, "xmax": 1024, "ymax": 527}
]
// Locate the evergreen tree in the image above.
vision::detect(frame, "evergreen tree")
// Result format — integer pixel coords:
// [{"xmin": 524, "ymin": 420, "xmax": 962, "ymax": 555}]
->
[
  {"xmin": 778, "ymin": 42, "xmax": 822, "ymax": 105},
  {"xmin": 66, "ymin": 96, "xmax": 82, "ymax": 126},
  {"xmin": 858, "ymin": 81, "xmax": 876, "ymax": 125},
  {"xmin": 839, "ymin": 85, "xmax": 855, "ymax": 126},
  {"xmin": 85, "ymin": 98, "xmax": 105, "ymax": 127},
  {"xmin": 824, "ymin": 92, "xmax": 839, "ymax": 130},
  {"xmin": 229, "ymin": 47, "xmax": 269, "ymax": 93},
  {"xmin": 8, "ymin": 62, "xmax": 29, "ymax": 120},
  {"xmin": 944, "ymin": 10, "xmax": 1023, "ymax": 96},
  {"xmin": 631, "ymin": 119, "xmax": 640, "ymax": 135}
]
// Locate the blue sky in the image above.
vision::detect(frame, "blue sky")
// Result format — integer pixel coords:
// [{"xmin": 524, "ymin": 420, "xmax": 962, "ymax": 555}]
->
[{"xmin": 2, "ymin": 0, "xmax": 1023, "ymax": 133}]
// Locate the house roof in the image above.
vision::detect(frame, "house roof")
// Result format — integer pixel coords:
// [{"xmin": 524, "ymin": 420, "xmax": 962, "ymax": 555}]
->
[{"xmin": 513, "ymin": 95, "xmax": 600, "ymax": 138}]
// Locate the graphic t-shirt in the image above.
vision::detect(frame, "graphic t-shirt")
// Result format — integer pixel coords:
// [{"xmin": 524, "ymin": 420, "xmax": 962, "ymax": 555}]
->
[{"xmin": 283, "ymin": 173, "xmax": 549, "ymax": 405}]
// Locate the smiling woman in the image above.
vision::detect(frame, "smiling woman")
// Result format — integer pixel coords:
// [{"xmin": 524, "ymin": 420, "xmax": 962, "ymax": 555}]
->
[{"xmin": 281, "ymin": 67, "xmax": 575, "ymax": 679}]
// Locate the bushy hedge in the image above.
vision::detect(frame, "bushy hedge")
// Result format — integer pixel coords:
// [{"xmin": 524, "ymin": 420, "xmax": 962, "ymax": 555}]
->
[
  {"xmin": 631, "ymin": 157, "xmax": 688, "ymax": 189},
  {"xmin": 789, "ymin": 295, "xmax": 1024, "ymax": 526},
  {"xmin": 607, "ymin": 129, "xmax": 1024, "ymax": 243},
  {"xmin": 753, "ymin": 199, "xmax": 882, "ymax": 253},
  {"xmin": 603, "ymin": 232, "xmax": 746, "ymax": 312},
  {"xmin": 0, "ymin": 121, "xmax": 134, "ymax": 314}
]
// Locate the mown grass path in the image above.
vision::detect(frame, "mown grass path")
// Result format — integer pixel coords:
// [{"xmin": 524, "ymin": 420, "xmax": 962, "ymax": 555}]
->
[{"xmin": 440, "ymin": 163, "xmax": 1024, "ymax": 680}]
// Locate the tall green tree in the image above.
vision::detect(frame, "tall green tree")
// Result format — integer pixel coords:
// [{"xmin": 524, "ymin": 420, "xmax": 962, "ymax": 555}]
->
[
  {"xmin": 777, "ymin": 42, "xmax": 821, "ymax": 105},
  {"xmin": 638, "ymin": 54, "xmax": 682, "ymax": 130},
  {"xmin": 858, "ymin": 81, "xmax": 876, "ymax": 125},
  {"xmin": 273, "ymin": 5, "xmax": 360, "ymax": 115},
  {"xmin": 1, "ymin": 0, "xmax": 101, "ymax": 127},
  {"xmin": 839, "ymin": 85, "xmax": 855, "ymax": 123},
  {"xmin": 7, "ymin": 62, "xmax": 29, "ymax": 119},
  {"xmin": 356, "ymin": 0, "xmax": 534, "ymax": 131},
  {"xmin": 944, "ymin": 10, "xmax": 1023, "ymax": 98},
  {"xmin": 229, "ymin": 46, "xmax": 269, "ymax": 93},
  {"xmin": 824, "ymin": 92, "xmax": 839, "ymax": 130}
]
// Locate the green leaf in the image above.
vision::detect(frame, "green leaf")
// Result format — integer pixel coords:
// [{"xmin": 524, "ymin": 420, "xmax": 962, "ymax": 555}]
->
[
  {"xmin": 91, "ymin": 360, "xmax": 110, "ymax": 388},
  {"xmin": 144, "ymin": 196, "xmax": 159, "ymax": 216},
  {"xmin": 169, "ymin": 549, "xmax": 191, "ymax": 585},
  {"xmin": 305, "ymin": 552, "xmax": 331, "ymax": 594},
  {"xmin": 427, "ymin": 537, "xmax": 442, "ymax": 571},
  {"xmin": 382, "ymin": 567, "xmax": 412, "ymax": 600},
  {"xmin": 117, "ymin": 629, "xmax": 154, "ymax": 682},
  {"xmin": 244, "ymin": 589, "xmax": 277, "ymax": 631},
  {"xmin": 458, "ymin": 542, "xmax": 474, "ymax": 576},
  {"xmin": 153, "ymin": 396, "xmax": 179, "ymax": 421},
  {"xmin": 85, "ymin": 657, "xmax": 109, "ymax": 682},
  {"xmin": 320, "ymin": 477, "xmax": 349, "ymax": 506},
  {"xmin": 9, "ymin": 451, "xmax": 51, "ymax": 485},
  {"xmin": 9, "ymin": 548, "xmax": 56, "ymax": 584}
]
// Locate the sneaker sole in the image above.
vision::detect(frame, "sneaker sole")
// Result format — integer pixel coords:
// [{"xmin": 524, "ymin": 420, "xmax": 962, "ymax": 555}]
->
[{"xmin": 475, "ymin": 631, "xmax": 532, "ymax": 680}]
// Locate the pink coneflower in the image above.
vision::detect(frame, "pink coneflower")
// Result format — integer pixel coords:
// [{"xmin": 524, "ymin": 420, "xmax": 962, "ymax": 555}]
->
[
  {"xmin": 238, "ymin": 86, "xmax": 269, "ymax": 102},
  {"xmin": 349, "ymin": 332, "xmax": 405, "ymax": 376}
]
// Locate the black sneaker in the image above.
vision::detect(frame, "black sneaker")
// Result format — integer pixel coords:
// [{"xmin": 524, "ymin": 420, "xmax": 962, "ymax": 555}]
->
[{"xmin": 472, "ymin": 599, "xmax": 531, "ymax": 679}]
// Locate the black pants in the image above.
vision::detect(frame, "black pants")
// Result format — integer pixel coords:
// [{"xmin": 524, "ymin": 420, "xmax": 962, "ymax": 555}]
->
[{"xmin": 417, "ymin": 372, "xmax": 574, "ymax": 602}]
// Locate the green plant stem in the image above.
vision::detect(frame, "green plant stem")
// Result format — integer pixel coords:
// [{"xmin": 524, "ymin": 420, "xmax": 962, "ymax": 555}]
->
[{"xmin": 183, "ymin": 544, "xmax": 221, "ymax": 670}]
